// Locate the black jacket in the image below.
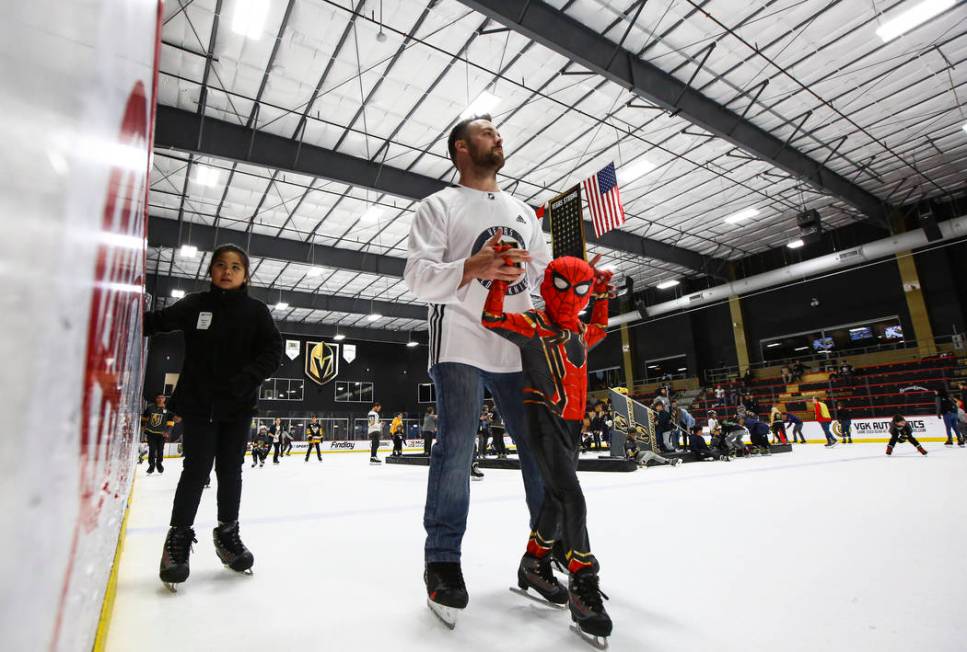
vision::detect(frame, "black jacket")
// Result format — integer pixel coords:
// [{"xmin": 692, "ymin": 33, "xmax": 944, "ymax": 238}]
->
[{"xmin": 144, "ymin": 286, "xmax": 283, "ymax": 421}]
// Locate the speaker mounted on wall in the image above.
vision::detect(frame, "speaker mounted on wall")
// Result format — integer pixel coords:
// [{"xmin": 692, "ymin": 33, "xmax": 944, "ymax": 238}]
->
[{"xmin": 797, "ymin": 209, "xmax": 823, "ymax": 245}]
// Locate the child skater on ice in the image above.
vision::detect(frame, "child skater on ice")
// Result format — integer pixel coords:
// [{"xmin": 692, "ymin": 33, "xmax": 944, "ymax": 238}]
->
[
  {"xmin": 144, "ymin": 244, "xmax": 283, "ymax": 591},
  {"xmin": 481, "ymin": 247, "xmax": 614, "ymax": 644}
]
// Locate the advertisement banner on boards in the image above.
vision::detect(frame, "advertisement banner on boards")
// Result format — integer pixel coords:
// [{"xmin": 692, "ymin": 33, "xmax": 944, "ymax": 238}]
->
[{"xmin": 801, "ymin": 416, "xmax": 947, "ymax": 441}]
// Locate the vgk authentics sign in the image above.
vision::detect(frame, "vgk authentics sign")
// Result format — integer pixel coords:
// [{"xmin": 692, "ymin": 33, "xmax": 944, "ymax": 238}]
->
[{"xmin": 305, "ymin": 341, "xmax": 339, "ymax": 385}]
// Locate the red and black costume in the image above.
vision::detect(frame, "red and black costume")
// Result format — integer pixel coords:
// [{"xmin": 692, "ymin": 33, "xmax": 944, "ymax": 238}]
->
[{"xmin": 481, "ymin": 254, "xmax": 610, "ymax": 574}]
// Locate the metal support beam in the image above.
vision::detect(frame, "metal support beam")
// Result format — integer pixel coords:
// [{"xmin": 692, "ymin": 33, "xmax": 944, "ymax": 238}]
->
[
  {"xmin": 155, "ymin": 105, "xmax": 448, "ymax": 200},
  {"xmin": 455, "ymin": 0, "xmax": 893, "ymax": 229},
  {"xmin": 155, "ymin": 105, "xmax": 724, "ymax": 275},
  {"xmin": 274, "ymin": 320, "xmax": 427, "ymax": 344},
  {"xmin": 147, "ymin": 274, "xmax": 425, "ymax": 322},
  {"xmin": 148, "ymin": 215, "xmax": 406, "ymax": 277}
]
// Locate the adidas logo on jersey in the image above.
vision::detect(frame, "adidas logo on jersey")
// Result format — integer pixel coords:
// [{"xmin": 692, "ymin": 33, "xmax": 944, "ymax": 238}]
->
[{"xmin": 516, "ymin": 215, "xmax": 526, "ymax": 224}]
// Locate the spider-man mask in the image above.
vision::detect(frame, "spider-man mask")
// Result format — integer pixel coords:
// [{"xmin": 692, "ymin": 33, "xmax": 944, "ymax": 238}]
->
[{"xmin": 540, "ymin": 256, "xmax": 594, "ymax": 330}]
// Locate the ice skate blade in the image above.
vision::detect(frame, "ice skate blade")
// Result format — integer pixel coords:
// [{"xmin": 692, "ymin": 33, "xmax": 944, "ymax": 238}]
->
[
  {"xmin": 427, "ymin": 598, "xmax": 459, "ymax": 630},
  {"xmin": 570, "ymin": 624, "xmax": 609, "ymax": 650},
  {"xmin": 508, "ymin": 586, "xmax": 567, "ymax": 609},
  {"xmin": 163, "ymin": 582, "xmax": 179, "ymax": 593},
  {"xmin": 471, "ymin": 476, "xmax": 484, "ymax": 482}
]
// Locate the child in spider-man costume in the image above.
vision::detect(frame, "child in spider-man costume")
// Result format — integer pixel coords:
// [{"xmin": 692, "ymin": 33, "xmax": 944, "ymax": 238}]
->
[{"xmin": 482, "ymin": 250, "xmax": 613, "ymax": 640}]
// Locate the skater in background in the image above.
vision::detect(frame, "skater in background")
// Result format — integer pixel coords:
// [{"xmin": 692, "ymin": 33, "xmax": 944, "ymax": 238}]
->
[
  {"xmin": 743, "ymin": 414, "xmax": 772, "ymax": 454},
  {"xmin": 625, "ymin": 431, "xmax": 681, "ymax": 467},
  {"xmin": 477, "ymin": 404, "xmax": 493, "ymax": 457},
  {"xmin": 836, "ymin": 401, "xmax": 853, "ymax": 444},
  {"xmin": 769, "ymin": 405, "xmax": 788, "ymax": 444},
  {"xmin": 269, "ymin": 417, "xmax": 284, "ymax": 464},
  {"xmin": 368, "ymin": 402, "xmax": 382, "ymax": 464},
  {"xmin": 813, "ymin": 396, "xmax": 836, "ymax": 447},
  {"xmin": 390, "ymin": 412, "xmax": 405, "ymax": 457},
  {"xmin": 141, "ymin": 393, "xmax": 173, "ymax": 474},
  {"xmin": 305, "ymin": 415, "xmax": 323, "ymax": 462},
  {"xmin": 482, "ymin": 251, "xmax": 614, "ymax": 641},
  {"xmin": 937, "ymin": 388, "xmax": 964, "ymax": 447},
  {"xmin": 251, "ymin": 426, "xmax": 270, "ymax": 468},
  {"xmin": 652, "ymin": 400, "xmax": 673, "ymax": 452},
  {"xmin": 422, "ymin": 407, "xmax": 437, "ymax": 455},
  {"xmin": 886, "ymin": 415, "xmax": 928, "ymax": 456},
  {"xmin": 281, "ymin": 424, "xmax": 294, "ymax": 456},
  {"xmin": 144, "ymin": 243, "xmax": 282, "ymax": 590},
  {"xmin": 783, "ymin": 411, "xmax": 806, "ymax": 443},
  {"xmin": 489, "ymin": 409, "xmax": 508, "ymax": 459}
]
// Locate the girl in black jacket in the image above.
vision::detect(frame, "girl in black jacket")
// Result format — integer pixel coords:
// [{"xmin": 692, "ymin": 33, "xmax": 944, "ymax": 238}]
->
[
  {"xmin": 886, "ymin": 415, "xmax": 927, "ymax": 456},
  {"xmin": 145, "ymin": 244, "xmax": 283, "ymax": 590}
]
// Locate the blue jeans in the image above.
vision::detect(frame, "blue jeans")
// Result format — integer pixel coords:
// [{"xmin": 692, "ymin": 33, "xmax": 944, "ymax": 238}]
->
[
  {"xmin": 820, "ymin": 421, "xmax": 835, "ymax": 444},
  {"xmin": 424, "ymin": 362, "xmax": 544, "ymax": 563},
  {"xmin": 942, "ymin": 411, "xmax": 962, "ymax": 443}
]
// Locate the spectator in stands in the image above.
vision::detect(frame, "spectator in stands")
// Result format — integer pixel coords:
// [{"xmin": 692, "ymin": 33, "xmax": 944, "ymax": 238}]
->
[
  {"xmin": 688, "ymin": 425, "xmax": 722, "ymax": 461},
  {"xmin": 589, "ymin": 406, "xmax": 608, "ymax": 450},
  {"xmin": 742, "ymin": 393, "xmax": 760, "ymax": 415},
  {"xmin": 813, "ymin": 397, "xmax": 836, "ymax": 447},
  {"xmin": 886, "ymin": 415, "xmax": 927, "ymax": 456},
  {"xmin": 836, "ymin": 401, "xmax": 853, "ymax": 444},
  {"xmin": 839, "ymin": 361, "xmax": 854, "ymax": 381},
  {"xmin": 742, "ymin": 367, "xmax": 754, "ymax": 384},
  {"xmin": 727, "ymin": 385, "xmax": 740, "ymax": 407},
  {"xmin": 791, "ymin": 361, "xmax": 806, "ymax": 382},
  {"xmin": 742, "ymin": 414, "xmax": 772, "ymax": 454},
  {"xmin": 936, "ymin": 389, "xmax": 964, "ymax": 447},
  {"xmin": 652, "ymin": 400, "xmax": 673, "ymax": 452},
  {"xmin": 714, "ymin": 385, "xmax": 725, "ymax": 405},
  {"xmin": 769, "ymin": 405, "xmax": 788, "ymax": 444},
  {"xmin": 781, "ymin": 365, "xmax": 792, "ymax": 385},
  {"xmin": 655, "ymin": 386, "xmax": 671, "ymax": 410},
  {"xmin": 783, "ymin": 411, "xmax": 806, "ymax": 444}
]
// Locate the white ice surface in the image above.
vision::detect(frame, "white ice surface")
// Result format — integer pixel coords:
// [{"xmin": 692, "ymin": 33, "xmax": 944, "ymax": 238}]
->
[{"xmin": 108, "ymin": 445, "xmax": 967, "ymax": 652}]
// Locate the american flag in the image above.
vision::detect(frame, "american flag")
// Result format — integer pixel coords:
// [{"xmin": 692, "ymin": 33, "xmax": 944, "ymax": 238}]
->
[{"xmin": 582, "ymin": 162, "xmax": 626, "ymax": 238}]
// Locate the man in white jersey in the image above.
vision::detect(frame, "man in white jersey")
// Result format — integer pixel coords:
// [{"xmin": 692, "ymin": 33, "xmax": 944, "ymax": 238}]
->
[
  {"xmin": 367, "ymin": 402, "xmax": 382, "ymax": 464},
  {"xmin": 404, "ymin": 114, "xmax": 552, "ymax": 621}
]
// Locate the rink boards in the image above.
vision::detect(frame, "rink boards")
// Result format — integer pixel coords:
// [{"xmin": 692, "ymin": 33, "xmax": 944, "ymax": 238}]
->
[{"xmin": 0, "ymin": 2, "xmax": 161, "ymax": 651}]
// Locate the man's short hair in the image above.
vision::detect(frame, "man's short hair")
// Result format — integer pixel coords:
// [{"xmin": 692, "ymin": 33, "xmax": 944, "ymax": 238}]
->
[{"xmin": 447, "ymin": 113, "xmax": 493, "ymax": 164}]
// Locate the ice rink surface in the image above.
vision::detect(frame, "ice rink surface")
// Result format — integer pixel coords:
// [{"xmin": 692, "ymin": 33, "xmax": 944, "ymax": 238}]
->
[{"xmin": 109, "ymin": 444, "xmax": 966, "ymax": 652}]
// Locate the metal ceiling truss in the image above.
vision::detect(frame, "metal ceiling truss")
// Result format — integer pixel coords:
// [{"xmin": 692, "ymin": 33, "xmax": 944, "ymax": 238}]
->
[
  {"xmin": 147, "ymin": 273, "xmax": 424, "ymax": 321},
  {"xmin": 154, "ymin": 106, "xmax": 725, "ymax": 276},
  {"xmin": 273, "ymin": 320, "xmax": 427, "ymax": 345},
  {"xmin": 455, "ymin": 0, "xmax": 894, "ymax": 229}
]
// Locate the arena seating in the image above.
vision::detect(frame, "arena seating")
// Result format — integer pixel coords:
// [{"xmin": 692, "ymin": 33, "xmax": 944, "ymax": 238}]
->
[{"xmin": 690, "ymin": 353, "xmax": 963, "ymax": 423}]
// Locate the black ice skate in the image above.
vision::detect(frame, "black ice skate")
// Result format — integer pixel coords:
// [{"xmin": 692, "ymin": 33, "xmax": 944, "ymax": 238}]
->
[
  {"xmin": 470, "ymin": 462, "xmax": 484, "ymax": 481},
  {"xmin": 159, "ymin": 526, "xmax": 196, "ymax": 592},
  {"xmin": 213, "ymin": 522, "xmax": 254, "ymax": 574},
  {"xmin": 370, "ymin": 456, "xmax": 382, "ymax": 465},
  {"xmin": 157, "ymin": 462, "xmax": 164, "ymax": 473},
  {"xmin": 568, "ymin": 559, "xmax": 612, "ymax": 648},
  {"xmin": 511, "ymin": 552, "xmax": 568, "ymax": 607},
  {"xmin": 425, "ymin": 562, "xmax": 469, "ymax": 629}
]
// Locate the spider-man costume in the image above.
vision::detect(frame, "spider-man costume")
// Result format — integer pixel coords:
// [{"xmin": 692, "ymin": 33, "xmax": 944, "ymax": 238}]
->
[{"xmin": 481, "ymin": 252, "xmax": 611, "ymax": 575}]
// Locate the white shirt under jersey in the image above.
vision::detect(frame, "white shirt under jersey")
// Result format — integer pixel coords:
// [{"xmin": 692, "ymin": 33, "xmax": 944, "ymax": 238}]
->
[
  {"xmin": 404, "ymin": 185, "xmax": 552, "ymax": 373},
  {"xmin": 367, "ymin": 410, "xmax": 381, "ymax": 434}
]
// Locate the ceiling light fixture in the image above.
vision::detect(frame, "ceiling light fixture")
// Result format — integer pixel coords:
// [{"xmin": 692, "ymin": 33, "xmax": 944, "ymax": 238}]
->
[
  {"xmin": 231, "ymin": 0, "xmax": 270, "ymax": 39},
  {"xmin": 656, "ymin": 279, "xmax": 680, "ymax": 289},
  {"xmin": 460, "ymin": 91, "xmax": 501, "ymax": 119},
  {"xmin": 794, "ymin": 346, "xmax": 809, "ymax": 352},
  {"xmin": 875, "ymin": 0, "xmax": 954, "ymax": 42},
  {"xmin": 275, "ymin": 302, "xmax": 289, "ymax": 311},
  {"xmin": 192, "ymin": 165, "xmax": 220, "ymax": 186},
  {"xmin": 366, "ymin": 313, "xmax": 383, "ymax": 322},
  {"xmin": 360, "ymin": 205, "xmax": 382, "ymax": 223},
  {"xmin": 406, "ymin": 340, "xmax": 419, "ymax": 348},
  {"xmin": 171, "ymin": 289, "xmax": 186, "ymax": 299},
  {"xmin": 617, "ymin": 158, "xmax": 657, "ymax": 185},
  {"xmin": 724, "ymin": 207, "xmax": 759, "ymax": 224},
  {"xmin": 179, "ymin": 244, "xmax": 198, "ymax": 259},
  {"xmin": 333, "ymin": 333, "xmax": 346, "ymax": 342},
  {"xmin": 766, "ymin": 342, "xmax": 782, "ymax": 348},
  {"xmin": 307, "ymin": 266, "xmax": 324, "ymax": 278},
  {"xmin": 787, "ymin": 239, "xmax": 805, "ymax": 249}
]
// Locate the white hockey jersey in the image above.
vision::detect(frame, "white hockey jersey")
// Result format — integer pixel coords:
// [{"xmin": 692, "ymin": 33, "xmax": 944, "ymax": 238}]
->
[{"xmin": 404, "ymin": 185, "xmax": 552, "ymax": 373}]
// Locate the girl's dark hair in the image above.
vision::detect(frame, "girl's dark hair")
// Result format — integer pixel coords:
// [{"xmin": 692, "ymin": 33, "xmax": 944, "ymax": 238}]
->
[
  {"xmin": 208, "ymin": 244, "xmax": 251, "ymax": 284},
  {"xmin": 892, "ymin": 414, "xmax": 906, "ymax": 423}
]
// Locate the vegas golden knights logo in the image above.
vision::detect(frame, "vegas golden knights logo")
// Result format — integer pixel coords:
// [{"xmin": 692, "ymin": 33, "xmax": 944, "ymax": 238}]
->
[{"xmin": 306, "ymin": 341, "xmax": 339, "ymax": 385}]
